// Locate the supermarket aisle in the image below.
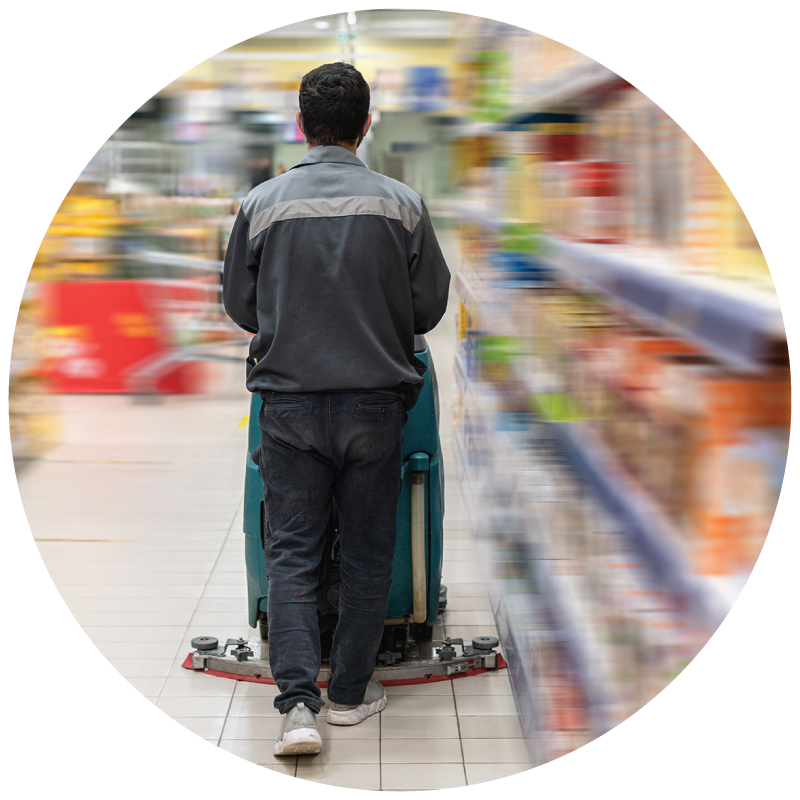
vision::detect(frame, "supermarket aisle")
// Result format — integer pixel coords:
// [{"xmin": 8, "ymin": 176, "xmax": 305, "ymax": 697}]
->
[{"xmin": 19, "ymin": 228, "xmax": 533, "ymax": 790}]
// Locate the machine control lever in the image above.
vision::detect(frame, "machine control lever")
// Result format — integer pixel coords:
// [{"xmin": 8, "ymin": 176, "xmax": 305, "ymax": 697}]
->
[{"xmin": 224, "ymin": 638, "xmax": 254, "ymax": 662}]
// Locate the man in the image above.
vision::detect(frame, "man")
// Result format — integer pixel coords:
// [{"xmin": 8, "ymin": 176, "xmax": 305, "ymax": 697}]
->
[
  {"xmin": 222, "ymin": 62, "xmax": 451, "ymax": 756},
  {"xmin": 249, "ymin": 156, "xmax": 273, "ymax": 188}
]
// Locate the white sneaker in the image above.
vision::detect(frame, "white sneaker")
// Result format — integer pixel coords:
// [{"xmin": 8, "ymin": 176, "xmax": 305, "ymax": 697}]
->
[
  {"xmin": 274, "ymin": 702, "xmax": 323, "ymax": 756},
  {"xmin": 326, "ymin": 679, "xmax": 387, "ymax": 726}
]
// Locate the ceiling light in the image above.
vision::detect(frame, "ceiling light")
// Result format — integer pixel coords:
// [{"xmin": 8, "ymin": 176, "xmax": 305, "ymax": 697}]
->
[{"xmin": 313, "ymin": 21, "xmax": 330, "ymax": 29}]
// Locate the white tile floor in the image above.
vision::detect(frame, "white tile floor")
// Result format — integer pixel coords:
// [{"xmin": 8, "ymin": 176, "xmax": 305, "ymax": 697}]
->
[{"xmin": 17, "ymin": 231, "xmax": 534, "ymax": 790}]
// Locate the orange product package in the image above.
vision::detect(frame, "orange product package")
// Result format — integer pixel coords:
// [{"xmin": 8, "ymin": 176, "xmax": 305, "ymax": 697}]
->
[
  {"xmin": 620, "ymin": 336, "xmax": 701, "ymax": 393},
  {"xmin": 660, "ymin": 363, "xmax": 790, "ymax": 574}
]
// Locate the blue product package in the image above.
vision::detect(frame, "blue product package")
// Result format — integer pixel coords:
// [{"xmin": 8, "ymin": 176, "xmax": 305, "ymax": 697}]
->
[{"xmin": 406, "ymin": 66, "xmax": 445, "ymax": 112}]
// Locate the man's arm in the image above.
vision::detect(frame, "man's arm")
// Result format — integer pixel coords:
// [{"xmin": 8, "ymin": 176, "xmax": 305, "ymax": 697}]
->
[
  {"xmin": 222, "ymin": 207, "xmax": 259, "ymax": 334},
  {"xmin": 407, "ymin": 200, "xmax": 451, "ymax": 334}
]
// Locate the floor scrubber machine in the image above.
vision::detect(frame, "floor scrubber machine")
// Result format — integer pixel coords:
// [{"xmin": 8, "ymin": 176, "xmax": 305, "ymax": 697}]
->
[{"xmin": 185, "ymin": 336, "xmax": 504, "ymax": 685}]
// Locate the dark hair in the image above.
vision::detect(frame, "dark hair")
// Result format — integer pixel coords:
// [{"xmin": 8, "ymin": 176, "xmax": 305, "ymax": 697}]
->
[{"xmin": 299, "ymin": 62, "xmax": 370, "ymax": 147}]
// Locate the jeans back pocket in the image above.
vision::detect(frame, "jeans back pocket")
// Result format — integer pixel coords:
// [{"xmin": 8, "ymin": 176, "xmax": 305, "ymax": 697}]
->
[
  {"xmin": 357, "ymin": 396, "xmax": 398, "ymax": 409},
  {"xmin": 356, "ymin": 396, "xmax": 399, "ymax": 421},
  {"xmin": 265, "ymin": 395, "xmax": 304, "ymax": 410}
]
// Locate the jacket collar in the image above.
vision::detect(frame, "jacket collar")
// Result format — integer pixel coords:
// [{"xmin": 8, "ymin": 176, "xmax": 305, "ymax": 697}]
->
[{"xmin": 294, "ymin": 145, "xmax": 367, "ymax": 169}]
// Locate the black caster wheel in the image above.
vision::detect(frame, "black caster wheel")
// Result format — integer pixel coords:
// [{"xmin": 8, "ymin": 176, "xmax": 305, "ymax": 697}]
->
[
  {"xmin": 191, "ymin": 636, "xmax": 219, "ymax": 651},
  {"xmin": 472, "ymin": 635, "xmax": 499, "ymax": 651}
]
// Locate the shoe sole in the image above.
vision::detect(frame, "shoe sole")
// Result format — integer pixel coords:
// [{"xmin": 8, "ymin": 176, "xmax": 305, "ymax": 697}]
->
[
  {"xmin": 326, "ymin": 695, "xmax": 387, "ymax": 726},
  {"xmin": 273, "ymin": 728, "xmax": 323, "ymax": 756}
]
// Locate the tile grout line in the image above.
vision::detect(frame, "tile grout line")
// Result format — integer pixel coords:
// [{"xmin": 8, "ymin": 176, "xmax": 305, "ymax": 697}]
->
[
  {"xmin": 214, "ymin": 494, "xmax": 252, "ymax": 756},
  {"xmin": 444, "ymin": 432, "xmax": 475, "ymax": 788},
  {"xmin": 156, "ymin": 494, "xmax": 245, "ymax": 705},
  {"xmin": 216, "ymin": 686, "xmax": 238, "ymax": 749},
  {"xmin": 452, "ymin": 680, "xmax": 469, "ymax": 787},
  {"xmin": 187, "ymin": 475, "xmax": 294, "ymax": 769}
]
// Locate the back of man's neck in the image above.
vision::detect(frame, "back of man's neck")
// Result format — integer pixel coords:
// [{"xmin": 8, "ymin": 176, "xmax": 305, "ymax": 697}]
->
[{"xmin": 307, "ymin": 142, "xmax": 359, "ymax": 155}]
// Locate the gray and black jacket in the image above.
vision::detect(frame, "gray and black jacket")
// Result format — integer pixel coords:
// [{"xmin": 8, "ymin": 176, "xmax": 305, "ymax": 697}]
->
[{"xmin": 223, "ymin": 145, "xmax": 451, "ymax": 409}]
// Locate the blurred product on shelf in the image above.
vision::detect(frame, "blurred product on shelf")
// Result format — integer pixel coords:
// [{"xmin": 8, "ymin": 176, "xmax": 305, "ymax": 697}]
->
[
  {"xmin": 33, "ymin": 187, "xmax": 120, "ymax": 282},
  {"xmin": 488, "ymin": 273, "xmax": 788, "ymax": 573},
  {"xmin": 657, "ymin": 361, "xmax": 790, "ymax": 574},
  {"xmin": 683, "ymin": 139, "xmax": 770, "ymax": 282},
  {"xmin": 543, "ymin": 121, "xmax": 586, "ymax": 163},
  {"xmin": 522, "ymin": 446, "xmax": 711, "ymax": 727},
  {"xmin": 684, "ymin": 136, "xmax": 727, "ymax": 271},
  {"xmin": 370, "ymin": 65, "xmax": 449, "ymax": 114},
  {"xmin": 10, "ymin": 283, "xmax": 60, "ymax": 463},
  {"xmin": 29, "ymin": 186, "xmax": 246, "ymax": 394},
  {"xmin": 472, "ymin": 50, "xmax": 512, "ymax": 122},
  {"xmin": 452, "ymin": 266, "xmax": 783, "ymax": 740},
  {"xmin": 450, "ymin": 62, "xmax": 774, "ymax": 289},
  {"xmin": 534, "ymin": 115, "xmax": 587, "ymax": 236},
  {"xmin": 8, "ymin": 380, "xmax": 59, "ymax": 463},
  {"xmin": 493, "ymin": 222, "xmax": 550, "ymax": 283},
  {"xmin": 569, "ymin": 161, "xmax": 624, "ymax": 243}
]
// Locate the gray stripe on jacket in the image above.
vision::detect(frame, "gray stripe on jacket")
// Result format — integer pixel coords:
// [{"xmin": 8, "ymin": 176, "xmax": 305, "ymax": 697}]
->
[{"xmin": 249, "ymin": 195, "xmax": 421, "ymax": 240}]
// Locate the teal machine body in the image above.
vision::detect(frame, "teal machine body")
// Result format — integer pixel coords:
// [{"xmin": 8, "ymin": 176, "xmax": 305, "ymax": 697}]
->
[{"xmin": 242, "ymin": 337, "xmax": 445, "ymax": 640}]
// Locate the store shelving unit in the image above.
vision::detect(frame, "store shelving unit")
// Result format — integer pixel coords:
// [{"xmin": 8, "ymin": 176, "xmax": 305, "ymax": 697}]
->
[
  {"xmin": 453, "ymin": 269, "xmax": 599, "ymax": 749},
  {"xmin": 522, "ymin": 58, "xmax": 624, "ymax": 113},
  {"xmin": 446, "ymin": 33, "xmax": 788, "ymax": 765},
  {"xmin": 542, "ymin": 238, "xmax": 787, "ymax": 372},
  {"xmin": 453, "ymin": 214, "xmax": 782, "ymax": 623},
  {"xmin": 446, "ymin": 199, "xmax": 786, "ymax": 373}
]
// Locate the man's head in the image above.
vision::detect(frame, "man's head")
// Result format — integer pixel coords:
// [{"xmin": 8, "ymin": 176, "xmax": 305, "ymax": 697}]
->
[{"xmin": 297, "ymin": 62, "xmax": 371, "ymax": 151}]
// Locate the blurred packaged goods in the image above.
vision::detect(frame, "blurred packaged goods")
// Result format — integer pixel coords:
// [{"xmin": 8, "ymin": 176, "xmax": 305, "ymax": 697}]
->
[
  {"xmin": 656, "ymin": 363, "xmax": 790, "ymax": 574},
  {"xmin": 683, "ymin": 138, "xmax": 727, "ymax": 271},
  {"xmin": 493, "ymin": 222, "xmax": 550, "ymax": 282},
  {"xmin": 34, "ymin": 188, "xmax": 121, "ymax": 282},
  {"xmin": 407, "ymin": 66, "xmax": 449, "ymax": 113},
  {"xmin": 533, "ymin": 115, "xmax": 587, "ymax": 236},
  {"xmin": 8, "ymin": 381, "xmax": 60, "ymax": 463},
  {"xmin": 458, "ymin": 366, "xmax": 753, "ymax": 737},
  {"xmin": 569, "ymin": 161, "xmax": 624, "ymax": 243},
  {"xmin": 512, "ymin": 279, "xmax": 790, "ymax": 569},
  {"xmin": 10, "ymin": 283, "xmax": 61, "ymax": 463},
  {"xmin": 450, "ymin": 44, "xmax": 773, "ymax": 288},
  {"xmin": 472, "ymin": 51, "xmax": 512, "ymax": 122},
  {"xmin": 724, "ymin": 189, "xmax": 770, "ymax": 281},
  {"xmin": 453, "ymin": 243, "xmax": 786, "ymax": 742},
  {"xmin": 542, "ymin": 121, "xmax": 586, "ymax": 163},
  {"xmin": 29, "ymin": 184, "xmax": 245, "ymax": 394}
]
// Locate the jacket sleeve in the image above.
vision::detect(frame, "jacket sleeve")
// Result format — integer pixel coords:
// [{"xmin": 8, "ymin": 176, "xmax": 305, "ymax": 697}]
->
[
  {"xmin": 407, "ymin": 199, "xmax": 451, "ymax": 335},
  {"xmin": 222, "ymin": 207, "xmax": 259, "ymax": 335}
]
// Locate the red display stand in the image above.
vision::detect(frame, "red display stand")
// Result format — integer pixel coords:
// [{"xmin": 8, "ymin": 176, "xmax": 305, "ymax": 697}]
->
[{"xmin": 40, "ymin": 280, "xmax": 208, "ymax": 394}]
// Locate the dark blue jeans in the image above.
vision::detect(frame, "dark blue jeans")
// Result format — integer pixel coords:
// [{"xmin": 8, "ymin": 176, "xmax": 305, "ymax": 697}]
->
[{"xmin": 257, "ymin": 390, "xmax": 404, "ymax": 714}]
